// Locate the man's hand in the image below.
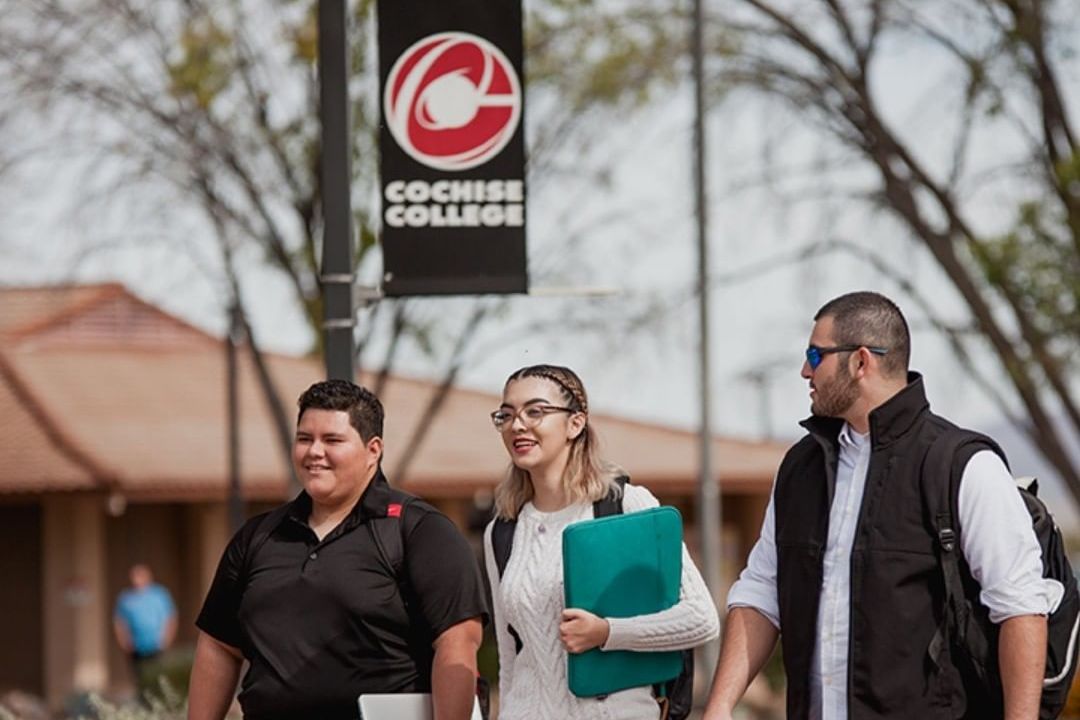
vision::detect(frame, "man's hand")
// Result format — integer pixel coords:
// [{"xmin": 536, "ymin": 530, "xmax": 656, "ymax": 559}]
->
[{"xmin": 559, "ymin": 608, "xmax": 610, "ymax": 654}]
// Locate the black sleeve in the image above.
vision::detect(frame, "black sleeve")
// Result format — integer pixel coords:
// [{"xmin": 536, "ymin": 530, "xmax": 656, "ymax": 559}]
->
[
  {"xmin": 195, "ymin": 517, "xmax": 259, "ymax": 651},
  {"xmin": 404, "ymin": 507, "xmax": 490, "ymax": 638}
]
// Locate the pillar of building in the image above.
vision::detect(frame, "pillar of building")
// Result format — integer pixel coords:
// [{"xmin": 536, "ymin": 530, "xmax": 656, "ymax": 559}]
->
[
  {"xmin": 186, "ymin": 502, "xmax": 229, "ymax": 608},
  {"xmin": 42, "ymin": 494, "xmax": 108, "ymax": 710}
]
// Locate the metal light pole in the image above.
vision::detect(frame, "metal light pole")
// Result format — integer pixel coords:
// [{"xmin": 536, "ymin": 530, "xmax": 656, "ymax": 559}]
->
[
  {"xmin": 318, "ymin": 0, "xmax": 356, "ymax": 381},
  {"xmin": 226, "ymin": 301, "xmax": 245, "ymax": 533},
  {"xmin": 691, "ymin": 0, "xmax": 722, "ymax": 675}
]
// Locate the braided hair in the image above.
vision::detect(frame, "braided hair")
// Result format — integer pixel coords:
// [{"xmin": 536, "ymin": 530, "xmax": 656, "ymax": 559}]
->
[{"xmin": 493, "ymin": 364, "xmax": 622, "ymax": 520}]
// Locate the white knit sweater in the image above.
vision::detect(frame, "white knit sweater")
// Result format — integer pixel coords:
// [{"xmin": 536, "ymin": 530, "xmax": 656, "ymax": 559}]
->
[{"xmin": 483, "ymin": 484, "xmax": 720, "ymax": 720}]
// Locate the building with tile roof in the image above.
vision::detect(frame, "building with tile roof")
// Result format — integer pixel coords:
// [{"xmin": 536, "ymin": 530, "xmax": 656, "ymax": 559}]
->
[{"xmin": 0, "ymin": 283, "xmax": 787, "ymax": 709}]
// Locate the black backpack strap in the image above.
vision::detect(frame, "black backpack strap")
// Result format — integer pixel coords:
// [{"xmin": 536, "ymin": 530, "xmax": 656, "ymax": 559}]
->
[
  {"xmin": 367, "ymin": 493, "xmax": 417, "ymax": 594},
  {"xmin": 923, "ymin": 428, "xmax": 965, "ymax": 670},
  {"xmin": 490, "ymin": 517, "xmax": 523, "ymax": 654},
  {"xmin": 593, "ymin": 475, "xmax": 629, "ymax": 517},
  {"xmin": 922, "ymin": 427, "xmax": 1006, "ymax": 680},
  {"xmin": 368, "ymin": 492, "xmax": 441, "ymax": 669},
  {"xmin": 491, "ymin": 517, "xmax": 516, "ymax": 579}
]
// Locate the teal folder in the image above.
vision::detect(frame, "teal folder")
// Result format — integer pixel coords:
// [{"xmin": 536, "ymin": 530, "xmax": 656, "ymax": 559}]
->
[{"xmin": 562, "ymin": 506, "xmax": 684, "ymax": 697}]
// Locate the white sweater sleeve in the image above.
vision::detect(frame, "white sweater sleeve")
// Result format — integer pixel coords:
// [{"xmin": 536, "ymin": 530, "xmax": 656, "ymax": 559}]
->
[
  {"xmin": 600, "ymin": 484, "xmax": 721, "ymax": 652},
  {"xmin": 483, "ymin": 521, "xmax": 516, "ymax": 697}
]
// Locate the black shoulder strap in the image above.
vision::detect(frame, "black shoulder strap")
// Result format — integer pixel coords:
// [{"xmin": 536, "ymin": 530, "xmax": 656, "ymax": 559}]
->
[
  {"xmin": 922, "ymin": 427, "xmax": 1006, "ymax": 679},
  {"xmin": 593, "ymin": 475, "xmax": 629, "ymax": 518},
  {"xmin": 923, "ymin": 429, "xmax": 971, "ymax": 668},
  {"xmin": 491, "ymin": 517, "xmax": 516, "ymax": 580},
  {"xmin": 489, "ymin": 516, "xmax": 523, "ymax": 654},
  {"xmin": 367, "ymin": 493, "xmax": 417, "ymax": 583},
  {"xmin": 368, "ymin": 492, "xmax": 439, "ymax": 669},
  {"xmin": 923, "ymin": 427, "xmax": 1009, "ymax": 555}
]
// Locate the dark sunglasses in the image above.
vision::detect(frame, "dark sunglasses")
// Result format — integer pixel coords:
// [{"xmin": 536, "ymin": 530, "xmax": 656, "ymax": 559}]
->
[{"xmin": 805, "ymin": 344, "xmax": 888, "ymax": 370}]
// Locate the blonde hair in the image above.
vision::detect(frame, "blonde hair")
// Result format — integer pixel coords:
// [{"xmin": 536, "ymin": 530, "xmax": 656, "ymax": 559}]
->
[{"xmin": 493, "ymin": 365, "xmax": 622, "ymax": 520}]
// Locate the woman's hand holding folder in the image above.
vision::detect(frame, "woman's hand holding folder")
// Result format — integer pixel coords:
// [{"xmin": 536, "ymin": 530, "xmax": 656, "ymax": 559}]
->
[{"xmin": 559, "ymin": 608, "xmax": 610, "ymax": 653}]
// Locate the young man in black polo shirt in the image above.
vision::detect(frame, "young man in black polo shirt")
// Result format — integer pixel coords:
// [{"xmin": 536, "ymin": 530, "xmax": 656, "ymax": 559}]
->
[{"xmin": 188, "ymin": 380, "xmax": 489, "ymax": 720}]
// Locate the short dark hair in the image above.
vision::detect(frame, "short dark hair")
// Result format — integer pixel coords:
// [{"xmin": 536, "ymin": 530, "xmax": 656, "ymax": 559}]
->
[
  {"xmin": 296, "ymin": 379, "xmax": 384, "ymax": 441},
  {"xmin": 814, "ymin": 291, "xmax": 910, "ymax": 377}
]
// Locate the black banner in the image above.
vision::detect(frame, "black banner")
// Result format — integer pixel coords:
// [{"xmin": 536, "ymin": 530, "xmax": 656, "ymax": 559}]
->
[{"xmin": 377, "ymin": 0, "xmax": 527, "ymax": 297}]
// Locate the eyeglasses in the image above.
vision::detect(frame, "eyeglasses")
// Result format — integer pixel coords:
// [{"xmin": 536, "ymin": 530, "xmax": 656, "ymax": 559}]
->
[
  {"xmin": 490, "ymin": 404, "xmax": 575, "ymax": 431},
  {"xmin": 805, "ymin": 344, "xmax": 888, "ymax": 370}
]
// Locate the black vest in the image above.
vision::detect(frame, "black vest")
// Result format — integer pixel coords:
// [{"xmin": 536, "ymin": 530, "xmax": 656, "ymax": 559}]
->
[{"xmin": 775, "ymin": 374, "xmax": 978, "ymax": 719}]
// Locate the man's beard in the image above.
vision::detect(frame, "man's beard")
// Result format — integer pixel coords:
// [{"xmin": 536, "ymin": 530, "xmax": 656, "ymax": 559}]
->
[{"xmin": 811, "ymin": 361, "xmax": 859, "ymax": 418}]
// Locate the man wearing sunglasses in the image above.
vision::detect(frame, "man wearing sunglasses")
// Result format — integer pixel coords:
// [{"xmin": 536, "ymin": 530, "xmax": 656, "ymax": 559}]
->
[{"xmin": 705, "ymin": 291, "xmax": 1061, "ymax": 720}]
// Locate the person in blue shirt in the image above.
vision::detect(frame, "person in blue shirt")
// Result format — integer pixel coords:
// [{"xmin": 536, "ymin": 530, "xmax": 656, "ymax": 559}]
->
[{"xmin": 113, "ymin": 563, "xmax": 177, "ymax": 696}]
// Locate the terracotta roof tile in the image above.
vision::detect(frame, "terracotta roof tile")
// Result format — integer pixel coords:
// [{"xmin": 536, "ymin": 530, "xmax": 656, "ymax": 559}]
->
[
  {"xmin": 2, "ymin": 283, "xmax": 215, "ymax": 349},
  {"xmin": 0, "ymin": 345, "xmax": 306, "ymax": 498},
  {"xmin": 0, "ymin": 283, "xmax": 122, "ymax": 337},
  {"xmin": 0, "ymin": 355, "xmax": 98, "ymax": 493}
]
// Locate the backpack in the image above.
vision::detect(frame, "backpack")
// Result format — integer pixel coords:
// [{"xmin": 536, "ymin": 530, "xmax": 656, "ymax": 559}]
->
[
  {"xmin": 923, "ymin": 428, "xmax": 1080, "ymax": 719},
  {"xmin": 490, "ymin": 476, "xmax": 695, "ymax": 720}
]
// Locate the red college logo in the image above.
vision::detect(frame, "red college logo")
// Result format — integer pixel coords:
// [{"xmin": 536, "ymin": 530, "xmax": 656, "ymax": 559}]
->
[{"xmin": 384, "ymin": 32, "xmax": 522, "ymax": 172}]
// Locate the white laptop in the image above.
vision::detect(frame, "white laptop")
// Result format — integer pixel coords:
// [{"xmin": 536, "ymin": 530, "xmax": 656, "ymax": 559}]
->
[{"xmin": 357, "ymin": 693, "xmax": 483, "ymax": 720}]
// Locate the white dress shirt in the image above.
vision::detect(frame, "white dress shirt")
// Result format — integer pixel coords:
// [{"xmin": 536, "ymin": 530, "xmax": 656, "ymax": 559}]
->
[{"xmin": 728, "ymin": 423, "xmax": 1064, "ymax": 720}]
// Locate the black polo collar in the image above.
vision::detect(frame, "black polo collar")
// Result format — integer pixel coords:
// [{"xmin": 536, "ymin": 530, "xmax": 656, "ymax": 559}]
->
[
  {"xmin": 358, "ymin": 469, "xmax": 398, "ymax": 518},
  {"xmin": 280, "ymin": 468, "xmax": 397, "ymax": 533}
]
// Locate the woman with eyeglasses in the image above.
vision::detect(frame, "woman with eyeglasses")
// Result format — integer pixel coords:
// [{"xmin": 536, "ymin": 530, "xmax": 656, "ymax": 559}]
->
[{"xmin": 483, "ymin": 364, "xmax": 719, "ymax": 720}]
